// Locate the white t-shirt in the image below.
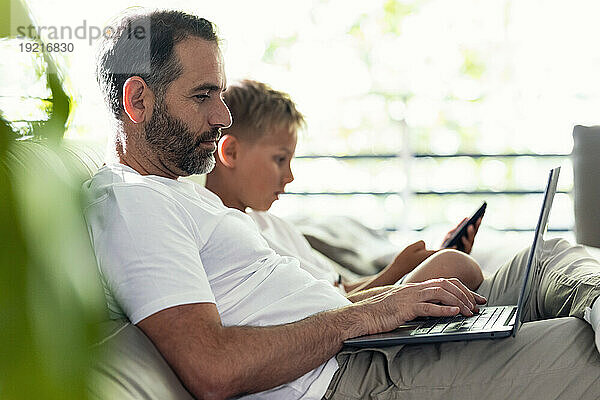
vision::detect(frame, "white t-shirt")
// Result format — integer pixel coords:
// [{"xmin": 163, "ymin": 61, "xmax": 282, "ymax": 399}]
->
[
  {"xmin": 82, "ymin": 163, "xmax": 350, "ymax": 400},
  {"xmin": 247, "ymin": 210, "xmax": 342, "ymax": 291}
]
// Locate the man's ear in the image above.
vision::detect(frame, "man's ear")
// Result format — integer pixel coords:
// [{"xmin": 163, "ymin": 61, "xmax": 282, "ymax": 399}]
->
[
  {"xmin": 217, "ymin": 134, "xmax": 239, "ymax": 168},
  {"xmin": 122, "ymin": 76, "xmax": 152, "ymax": 124}
]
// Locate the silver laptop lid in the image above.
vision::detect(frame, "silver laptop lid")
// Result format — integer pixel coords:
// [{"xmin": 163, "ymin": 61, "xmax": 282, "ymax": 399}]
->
[{"xmin": 512, "ymin": 166, "xmax": 561, "ymax": 336}]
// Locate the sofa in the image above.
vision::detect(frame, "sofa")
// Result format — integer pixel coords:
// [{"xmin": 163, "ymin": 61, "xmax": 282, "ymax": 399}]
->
[{"xmin": 5, "ymin": 137, "xmax": 599, "ymax": 399}]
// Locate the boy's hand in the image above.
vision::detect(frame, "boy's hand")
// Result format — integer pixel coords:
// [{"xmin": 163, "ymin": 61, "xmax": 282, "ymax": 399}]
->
[
  {"xmin": 392, "ymin": 240, "xmax": 437, "ymax": 271},
  {"xmin": 441, "ymin": 217, "xmax": 482, "ymax": 254}
]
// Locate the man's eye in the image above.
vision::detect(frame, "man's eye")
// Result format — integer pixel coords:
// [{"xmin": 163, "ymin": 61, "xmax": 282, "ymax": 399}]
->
[{"xmin": 195, "ymin": 94, "xmax": 210, "ymax": 101}]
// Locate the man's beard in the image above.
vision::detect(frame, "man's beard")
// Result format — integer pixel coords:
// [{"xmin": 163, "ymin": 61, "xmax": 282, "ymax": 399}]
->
[{"xmin": 144, "ymin": 101, "xmax": 220, "ymax": 175}]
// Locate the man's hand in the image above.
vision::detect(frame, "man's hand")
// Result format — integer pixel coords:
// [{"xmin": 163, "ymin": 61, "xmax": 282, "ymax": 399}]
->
[
  {"xmin": 441, "ymin": 217, "xmax": 482, "ymax": 254},
  {"xmin": 346, "ymin": 285, "xmax": 399, "ymax": 303},
  {"xmin": 353, "ymin": 278, "xmax": 487, "ymax": 336}
]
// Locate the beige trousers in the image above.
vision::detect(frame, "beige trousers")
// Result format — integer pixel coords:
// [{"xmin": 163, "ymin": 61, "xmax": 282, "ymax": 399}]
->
[{"xmin": 325, "ymin": 238, "xmax": 600, "ymax": 399}]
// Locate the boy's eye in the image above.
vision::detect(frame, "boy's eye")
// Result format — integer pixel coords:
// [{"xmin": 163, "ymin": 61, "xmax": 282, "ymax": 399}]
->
[{"xmin": 274, "ymin": 156, "xmax": 286, "ymax": 164}]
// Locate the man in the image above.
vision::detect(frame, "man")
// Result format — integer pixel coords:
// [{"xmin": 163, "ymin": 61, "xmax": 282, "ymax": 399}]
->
[{"xmin": 84, "ymin": 9, "xmax": 600, "ymax": 400}]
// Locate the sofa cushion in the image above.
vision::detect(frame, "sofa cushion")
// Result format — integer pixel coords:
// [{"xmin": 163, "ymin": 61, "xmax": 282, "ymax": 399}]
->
[
  {"xmin": 0, "ymin": 138, "xmax": 115, "ymax": 397},
  {"xmin": 292, "ymin": 215, "xmax": 399, "ymax": 276},
  {"xmin": 4, "ymin": 139, "xmax": 105, "ymax": 184},
  {"xmin": 2, "ymin": 139, "xmax": 109, "ymax": 318},
  {"xmin": 572, "ymin": 125, "xmax": 600, "ymax": 248},
  {"xmin": 89, "ymin": 320, "xmax": 193, "ymax": 400}
]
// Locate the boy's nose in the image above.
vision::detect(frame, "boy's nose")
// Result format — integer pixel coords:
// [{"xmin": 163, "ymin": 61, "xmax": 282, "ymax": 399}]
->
[{"xmin": 284, "ymin": 169, "xmax": 294, "ymax": 185}]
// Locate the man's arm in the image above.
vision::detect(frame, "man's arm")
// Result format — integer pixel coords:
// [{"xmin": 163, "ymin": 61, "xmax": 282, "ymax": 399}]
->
[
  {"xmin": 138, "ymin": 302, "xmax": 360, "ymax": 399},
  {"xmin": 137, "ymin": 278, "xmax": 485, "ymax": 400}
]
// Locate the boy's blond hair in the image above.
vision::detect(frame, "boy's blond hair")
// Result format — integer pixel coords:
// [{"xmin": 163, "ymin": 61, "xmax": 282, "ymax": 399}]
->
[{"xmin": 223, "ymin": 80, "xmax": 305, "ymax": 142}]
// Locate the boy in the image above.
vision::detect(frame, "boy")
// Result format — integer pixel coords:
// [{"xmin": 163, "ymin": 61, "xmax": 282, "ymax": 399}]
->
[{"xmin": 205, "ymin": 79, "xmax": 484, "ymax": 293}]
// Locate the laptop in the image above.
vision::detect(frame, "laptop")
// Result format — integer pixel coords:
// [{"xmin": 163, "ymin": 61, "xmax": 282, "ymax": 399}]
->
[{"xmin": 344, "ymin": 167, "xmax": 561, "ymax": 347}]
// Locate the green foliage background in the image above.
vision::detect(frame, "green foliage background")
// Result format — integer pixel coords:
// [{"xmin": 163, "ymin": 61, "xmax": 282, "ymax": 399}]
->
[{"xmin": 0, "ymin": 0, "xmax": 105, "ymax": 398}]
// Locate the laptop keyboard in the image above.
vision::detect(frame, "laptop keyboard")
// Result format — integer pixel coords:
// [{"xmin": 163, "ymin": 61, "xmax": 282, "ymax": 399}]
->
[{"xmin": 410, "ymin": 306, "xmax": 517, "ymax": 336}]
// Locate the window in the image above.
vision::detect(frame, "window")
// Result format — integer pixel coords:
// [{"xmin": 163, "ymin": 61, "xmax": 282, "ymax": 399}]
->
[{"xmin": 15, "ymin": 0, "xmax": 600, "ymax": 234}]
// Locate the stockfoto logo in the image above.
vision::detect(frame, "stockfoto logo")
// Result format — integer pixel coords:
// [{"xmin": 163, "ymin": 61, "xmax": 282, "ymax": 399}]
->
[{"xmin": 15, "ymin": 20, "xmax": 148, "ymax": 46}]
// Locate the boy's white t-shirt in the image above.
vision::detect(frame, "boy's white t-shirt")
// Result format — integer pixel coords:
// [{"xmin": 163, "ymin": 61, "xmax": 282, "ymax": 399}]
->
[
  {"xmin": 247, "ymin": 210, "xmax": 342, "ymax": 291},
  {"xmin": 82, "ymin": 163, "xmax": 350, "ymax": 400}
]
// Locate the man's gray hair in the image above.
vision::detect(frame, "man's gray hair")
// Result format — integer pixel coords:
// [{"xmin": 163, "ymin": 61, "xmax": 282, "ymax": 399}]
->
[{"xmin": 96, "ymin": 10, "xmax": 219, "ymax": 118}]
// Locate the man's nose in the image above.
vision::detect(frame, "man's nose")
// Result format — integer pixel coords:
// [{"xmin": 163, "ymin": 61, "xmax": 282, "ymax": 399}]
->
[{"xmin": 209, "ymin": 98, "xmax": 232, "ymax": 129}]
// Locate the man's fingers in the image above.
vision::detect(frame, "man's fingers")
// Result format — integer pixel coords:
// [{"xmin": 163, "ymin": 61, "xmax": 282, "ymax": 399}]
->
[
  {"xmin": 438, "ymin": 278, "xmax": 480, "ymax": 312},
  {"xmin": 413, "ymin": 302, "xmax": 460, "ymax": 318},
  {"xmin": 472, "ymin": 291, "xmax": 487, "ymax": 305},
  {"xmin": 418, "ymin": 287, "xmax": 473, "ymax": 316},
  {"xmin": 447, "ymin": 277, "xmax": 488, "ymax": 309},
  {"xmin": 419, "ymin": 279, "xmax": 475, "ymax": 314},
  {"xmin": 447, "ymin": 277, "xmax": 477, "ymax": 306}
]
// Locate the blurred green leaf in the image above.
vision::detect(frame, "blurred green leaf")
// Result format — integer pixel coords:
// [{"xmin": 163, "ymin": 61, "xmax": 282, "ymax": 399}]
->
[
  {"xmin": 262, "ymin": 34, "xmax": 298, "ymax": 64},
  {"xmin": 0, "ymin": 1, "xmax": 101, "ymax": 399},
  {"xmin": 382, "ymin": 0, "xmax": 415, "ymax": 35},
  {"xmin": 1, "ymin": 0, "xmax": 70, "ymax": 142},
  {"xmin": 461, "ymin": 49, "xmax": 486, "ymax": 80},
  {"xmin": 0, "ymin": 0, "xmax": 10, "ymax": 38},
  {"xmin": 348, "ymin": 13, "xmax": 368, "ymax": 38}
]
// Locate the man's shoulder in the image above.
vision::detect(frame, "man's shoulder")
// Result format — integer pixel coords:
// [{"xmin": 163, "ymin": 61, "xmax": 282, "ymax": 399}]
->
[
  {"xmin": 82, "ymin": 163, "xmax": 197, "ymax": 219},
  {"xmin": 82, "ymin": 163, "xmax": 230, "ymax": 233},
  {"xmin": 84, "ymin": 162, "xmax": 146, "ymax": 189}
]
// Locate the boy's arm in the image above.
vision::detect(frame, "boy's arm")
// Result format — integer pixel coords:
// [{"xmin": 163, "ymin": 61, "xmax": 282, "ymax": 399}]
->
[
  {"xmin": 138, "ymin": 279, "xmax": 482, "ymax": 400},
  {"xmin": 345, "ymin": 241, "xmax": 437, "ymax": 295}
]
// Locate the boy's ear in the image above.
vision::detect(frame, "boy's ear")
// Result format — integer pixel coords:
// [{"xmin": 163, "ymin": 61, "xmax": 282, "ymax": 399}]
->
[{"xmin": 217, "ymin": 134, "xmax": 238, "ymax": 168}]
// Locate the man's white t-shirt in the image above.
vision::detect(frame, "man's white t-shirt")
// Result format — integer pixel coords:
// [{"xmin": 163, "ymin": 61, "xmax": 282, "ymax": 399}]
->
[
  {"xmin": 247, "ymin": 210, "xmax": 342, "ymax": 291},
  {"xmin": 82, "ymin": 163, "xmax": 350, "ymax": 400}
]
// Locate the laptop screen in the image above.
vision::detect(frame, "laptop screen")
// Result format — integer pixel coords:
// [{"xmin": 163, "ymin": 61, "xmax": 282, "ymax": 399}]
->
[{"xmin": 513, "ymin": 167, "xmax": 560, "ymax": 335}]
